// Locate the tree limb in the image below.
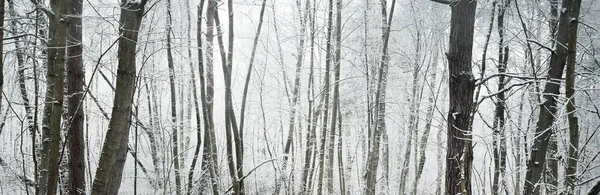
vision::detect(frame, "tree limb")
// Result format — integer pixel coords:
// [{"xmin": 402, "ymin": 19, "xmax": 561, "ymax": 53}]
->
[{"xmin": 430, "ymin": 0, "xmax": 451, "ymax": 5}]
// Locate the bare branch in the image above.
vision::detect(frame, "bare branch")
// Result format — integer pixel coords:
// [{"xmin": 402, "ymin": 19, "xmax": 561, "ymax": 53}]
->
[{"xmin": 430, "ymin": 0, "xmax": 451, "ymax": 5}]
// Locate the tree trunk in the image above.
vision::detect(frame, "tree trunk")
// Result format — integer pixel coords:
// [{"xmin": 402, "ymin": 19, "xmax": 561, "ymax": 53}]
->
[
  {"xmin": 90, "ymin": 1, "xmax": 148, "ymax": 194},
  {"xmin": 414, "ymin": 44, "xmax": 441, "ymax": 191},
  {"xmin": 66, "ymin": 0, "xmax": 86, "ymax": 193},
  {"xmin": 316, "ymin": 0, "xmax": 333, "ymax": 193},
  {"xmin": 277, "ymin": 0, "xmax": 308, "ymax": 192},
  {"xmin": 327, "ymin": 0, "xmax": 342, "ymax": 193},
  {"xmin": 213, "ymin": 1, "xmax": 244, "ymax": 193},
  {"xmin": 523, "ymin": 0, "xmax": 580, "ymax": 193},
  {"xmin": 444, "ymin": 0, "xmax": 477, "ymax": 194},
  {"xmin": 300, "ymin": 1, "xmax": 317, "ymax": 192},
  {"xmin": 399, "ymin": 26, "xmax": 422, "ymax": 195},
  {"xmin": 364, "ymin": 0, "xmax": 396, "ymax": 194},
  {"xmin": 564, "ymin": 0, "xmax": 582, "ymax": 194},
  {"xmin": 185, "ymin": 1, "xmax": 204, "ymax": 194},
  {"xmin": 492, "ymin": 1, "xmax": 510, "ymax": 194},
  {"xmin": 165, "ymin": 0, "xmax": 182, "ymax": 194},
  {"xmin": 39, "ymin": 0, "xmax": 70, "ymax": 194},
  {"xmin": 199, "ymin": 1, "xmax": 219, "ymax": 193}
]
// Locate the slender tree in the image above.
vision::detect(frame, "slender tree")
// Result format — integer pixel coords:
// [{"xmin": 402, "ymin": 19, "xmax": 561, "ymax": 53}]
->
[
  {"xmin": 165, "ymin": 0, "xmax": 182, "ymax": 193},
  {"xmin": 492, "ymin": 1, "xmax": 510, "ymax": 194},
  {"xmin": 523, "ymin": 0, "xmax": 581, "ymax": 193},
  {"xmin": 91, "ymin": 1, "xmax": 148, "ymax": 194},
  {"xmin": 564, "ymin": 1, "xmax": 582, "ymax": 194},
  {"xmin": 37, "ymin": 0, "xmax": 70, "ymax": 194},
  {"xmin": 364, "ymin": 0, "xmax": 396, "ymax": 194}
]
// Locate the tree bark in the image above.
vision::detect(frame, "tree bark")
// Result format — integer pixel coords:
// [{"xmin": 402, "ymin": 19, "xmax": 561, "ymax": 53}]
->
[
  {"xmin": 66, "ymin": 0, "xmax": 86, "ymax": 193},
  {"xmin": 199, "ymin": 1, "xmax": 219, "ymax": 194},
  {"xmin": 213, "ymin": 1, "xmax": 244, "ymax": 193},
  {"xmin": 39, "ymin": 0, "xmax": 70, "ymax": 194},
  {"xmin": 364, "ymin": 0, "xmax": 396, "ymax": 194},
  {"xmin": 564, "ymin": 0, "xmax": 582, "ymax": 194},
  {"xmin": 185, "ymin": 1, "xmax": 204, "ymax": 194},
  {"xmin": 523, "ymin": 0, "xmax": 580, "ymax": 194},
  {"xmin": 90, "ymin": 1, "xmax": 148, "ymax": 194},
  {"xmin": 165, "ymin": 0, "xmax": 182, "ymax": 194},
  {"xmin": 492, "ymin": 1, "xmax": 510, "ymax": 194},
  {"xmin": 316, "ymin": 0, "xmax": 333, "ymax": 193},
  {"xmin": 444, "ymin": 0, "xmax": 477, "ymax": 194}
]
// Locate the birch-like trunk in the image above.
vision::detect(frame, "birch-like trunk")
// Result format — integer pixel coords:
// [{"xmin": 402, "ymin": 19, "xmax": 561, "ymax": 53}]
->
[{"xmin": 364, "ymin": 1, "xmax": 396, "ymax": 194}]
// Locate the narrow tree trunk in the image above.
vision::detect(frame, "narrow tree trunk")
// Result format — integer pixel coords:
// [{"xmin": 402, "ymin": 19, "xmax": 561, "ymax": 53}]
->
[
  {"xmin": 277, "ymin": 0, "xmax": 308, "ymax": 192},
  {"xmin": 199, "ymin": 1, "xmax": 219, "ymax": 193},
  {"xmin": 213, "ymin": 1, "xmax": 244, "ymax": 193},
  {"xmin": 39, "ymin": 0, "xmax": 70, "ymax": 194},
  {"xmin": 414, "ymin": 45, "xmax": 440, "ymax": 190},
  {"xmin": 564, "ymin": 1, "xmax": 582, "ymax": 194},
  {"xmin": 399, "ymin": 28, "xmax": 422, "ymax": 195},
  {"xmin": 444, "ymin": 0, "xmax": 477, "ymax": 194},
  {"xmin": 185, "ymin": 1, "xmax": 205, "ymax": 195},
  {"xmin": 316, "ymin": 0, "xmax": 333, "ymax": 193},
  {"xmin": 144, "ymin": 80, "xmax": 162, "ymax": 189},
  {"xmin": 492, "ymin": 1, "xmax": 510, "ymax": 194},
  {"xmin": 90, "ymin": 1, "xmax": 148, "ymax": 194},
  {"xmin": 165, "ymin": 0, "xmax": 182, "ymax": 194},
  {"xmin": 300, "ymin": 1, "xmax": 316, "ymax": 192},
  {"xmin": 523, "ymin": 0, "xmax": 580, "ymax": 193},
  {"xmin": 66, "ymin": 0, "xmax": 86, "ymax": 193},
  {"xmin": 364, "ymin": 0, "xmax": 396, "ymax": 194},
  {"xmin": 327, "ymin": 0, "xmax": 342, "ymax": 193}
]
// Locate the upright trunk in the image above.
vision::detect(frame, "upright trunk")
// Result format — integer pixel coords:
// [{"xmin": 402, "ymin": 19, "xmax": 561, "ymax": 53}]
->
[
  {"xmin": 523, "ymin": 0, "xmax": 580, "ymax": 194},
  {"xmin": 316, "ymin": 0, "xmax": 333, "ymax": 193},
  {"xmin": 199, "ymin": 1, "xmax": 219, "ymax": 193},
  {"xmin": 185, "ymin": 1, "xmax": 205, "ymax": 194},
  {"xmin": 564, "ymin": 1, "xmax": 581, "ymax": 194},
  {"xmin": 213, "ymin": 1, "xmax": 244, "ymax": 193},
  {"xmin": 0, "ymin": 0, "xmax": 3, "ymax": 174},
  {"xmin": 327, "ymin": 0, "xmax": 342, "ymax": 193},
  {"xmin": 66, "ymin": 0, "xmax": 86, "ymax": 193},
  {"xmin": 492, "ymin": 1, "xmax": 510, "ymax": 194},
  {"xmin": 364, "ymin": 0, "xmax": 396, "ymax": 194},
  {"xmin": 277, "ymin": 0, "xmax": 308, "ymax": 192},
  {"xmin": 165, "ymin": 0, "xmax": 182, "ymax": 194},
  {"xmin": 399, "ymin": 28, "xmax": 422, "ymax": 195},
  {"xmin": 414, "ymin": 45, "xmax": 441, "ymax": 191},
  {"xmin": 39, "ymin": 0, "xmax": 70, "ymax": 194},
  {"xmin": 238, "ymin": 0, "xmax": 267, "ymax": 190},
  {"xmin": 300, "ymin": 1, "xmax": 316, "ymax": 192},
  {"xmin": 90, "ymin": 1, "xmax": 148, "ymax": 194},
  {"xmin": 444, "ymin": 0, "xmax": 477, "ymax": 194}
]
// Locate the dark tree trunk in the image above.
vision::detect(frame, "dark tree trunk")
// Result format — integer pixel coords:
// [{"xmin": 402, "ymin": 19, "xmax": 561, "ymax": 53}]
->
[
  {"xmin": 66, "ymin": 0, "xmax": 86, "ymax": 193},
  {"xmin": 39, "ymin": 0, "xmax": 70, "ymax": 194},
  {"xmin": 444, "ymin": 0, "xmax": 477, "ymax": 194},
  {"xmin": 523, "ymin": 0, "xmax": 580, "ymax": 194},
  {"xmin": 91, "ymin": 1, "xmax": 148, "ymax": 194}
]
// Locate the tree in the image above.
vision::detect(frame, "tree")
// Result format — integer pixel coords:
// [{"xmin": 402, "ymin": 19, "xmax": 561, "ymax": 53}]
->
[
  {"xmin": 364, "ymin": 0, "xmax": 396, "ymax": 194},
  {"xmin": 37, "ymin": 0, "xmax": 70, "ymax": 194},
  {"xmin": 66, "ymin": 0, "xmax": 86, "ymax": 193},
  {"xmin": 523, "ymin": 0, "xmax": 581, "ymax": 193},
  {"xmin": 91, "ymin": 1, "xmax": 148, "ymax": 194},
  {"xmin": 564, "ymin": 0, "xmax": 582, "ymax": 194},
  {"xmin": 437, "ymin": 0, "xmax": 478, "ymax": 194},
  {"xmin": 165, "ymin": 0, "xmax": 182, "ymax": 193}
]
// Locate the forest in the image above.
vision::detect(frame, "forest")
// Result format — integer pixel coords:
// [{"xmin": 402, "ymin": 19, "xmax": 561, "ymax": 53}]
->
[{"xmin": 0, "ymin": 0, "xmax": 599, "ymax": 194}]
